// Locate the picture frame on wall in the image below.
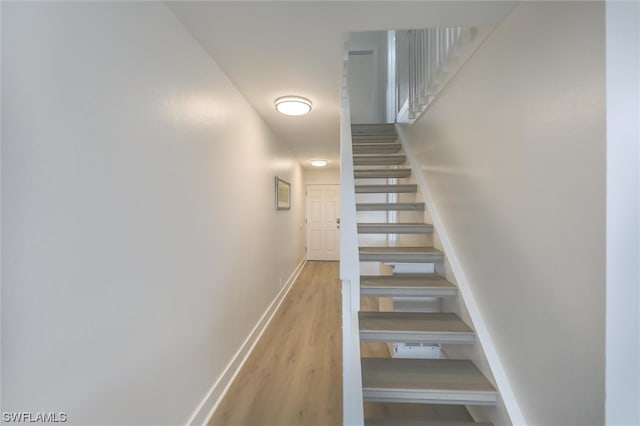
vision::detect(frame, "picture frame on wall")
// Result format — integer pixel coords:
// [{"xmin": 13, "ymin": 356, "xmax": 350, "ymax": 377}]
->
[{"xmin": 275, "ymin": 176, "xmax": 291, "ymax": 210}]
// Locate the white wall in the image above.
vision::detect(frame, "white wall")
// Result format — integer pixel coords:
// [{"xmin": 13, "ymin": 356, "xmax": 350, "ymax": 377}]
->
[
  {"xmin": 403, "ymin": 2, "xmax": 605, "ymax": 425},
  {"xmin": 304, "ymin": 168, "xmax": 341, "ymax": 186},
  {"xmin": 605, "ymin": 1, "xmax": 640, "ymax": 424},
  {"xmin": 348, "ymin": 31, "xmax": 388, "ymax": 124},
  {"xmin": 1, "ymin": 3, "xmax": 305, "ymax": 425}
]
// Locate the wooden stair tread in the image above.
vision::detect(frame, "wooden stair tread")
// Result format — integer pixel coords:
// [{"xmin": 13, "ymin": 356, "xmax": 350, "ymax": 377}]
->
[
  {"xmin": 357, "ymin": 223, "xmax": 431, "ymax": 228},
  {"xmin": 365, "ymin": 420, "xmax": 492, "ymax": 426},
  {"xmin": 353, "ymin": 143, "xmax": 400, "ymax": 148},
  {"xmin": 357, "ymin": 202, "xmax": 425, "ymax": 211},
  {"xmin": 354, "ymin": 155, "xmax": 407, "ymax": 166},
  {"xmin": 352, "ymin": 123, "xmax": 397, "ymax": 136},
  {"xmin": 360, "ymin": 274, "xmax": 457, "ymax": 298},
  {"xmin": 359, "ymin": 247, "xmax": 444, "ymax": 264},
  {"xmin": 358, "ymin": 223, "xmax": 433, "ymax": 234},
  {"xmin": 356, "ymin": 184, "xmax": 417, "ymax": 193},
  {"xmin": 361, "ymin": 358, "xmax": 497, "ymax": 400},
  {"xmin": 354, "ymin": 169, "xmax": 412, "ymax": 179},
  {"xmin": 354, "ymin": 154, "xmax": 406, "ymax": 158},
  {"xmin": 360, "ymin": 312, "xmax": 473, "ymax": 334},
  {"xmin": 359, "ymin": 247, "xmax": 441, "ymax": 254},
  {"xmin": 359, "ymin": 312, "xmax": 474, "ymax": 344},
  {"xmin": 354, "ymin": 146, "xmax": 402, "ymax": 155},
  {"xmin": 360, "ymin": 274, "xmax": 454, "ymax": 288},
  {"xmin": 352, "ymin": 135, "xmax": 398, "ymax": 144}
]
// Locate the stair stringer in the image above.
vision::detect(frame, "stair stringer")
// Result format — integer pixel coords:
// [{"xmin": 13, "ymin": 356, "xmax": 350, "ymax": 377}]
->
[{"xmin": 396, "ymin": 124, "xmax": 526, "ymax": 426}]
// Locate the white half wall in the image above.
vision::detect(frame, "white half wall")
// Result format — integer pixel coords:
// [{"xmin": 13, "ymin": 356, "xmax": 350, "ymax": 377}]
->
[
  {"xmin": 403, "ymin": 2, "xmax": 605, "ymax": 425},
  {"xmin": 1, "ymin": 3, "xmax": 305, "ymax": 425}
]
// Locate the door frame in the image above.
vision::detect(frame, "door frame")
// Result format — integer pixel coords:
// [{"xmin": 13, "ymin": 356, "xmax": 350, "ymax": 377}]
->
[{"xmin": 305, "ymin": 184, "xmax": 341, "ymax": 261}]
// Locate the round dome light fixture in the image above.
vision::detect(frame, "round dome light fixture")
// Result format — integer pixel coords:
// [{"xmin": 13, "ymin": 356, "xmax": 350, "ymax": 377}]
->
[
  {"xmin": 275, "ymin": 96, "xmax": 312, "ymax": 116},
  {"xmin": 310, "ymin": 160, "xmax": 328, "ymax": 167}
]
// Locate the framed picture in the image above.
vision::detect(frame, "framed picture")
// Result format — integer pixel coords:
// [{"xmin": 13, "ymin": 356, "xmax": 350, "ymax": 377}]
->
[{"xmin": 275, "ymin": 176, "xmax": 291, "ymax": 210}]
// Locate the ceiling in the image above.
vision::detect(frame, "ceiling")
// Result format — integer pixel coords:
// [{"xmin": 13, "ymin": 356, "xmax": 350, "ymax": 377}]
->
[{"xmin": 167, "ymin": 1, "xmax": 517, "ymax": 169}]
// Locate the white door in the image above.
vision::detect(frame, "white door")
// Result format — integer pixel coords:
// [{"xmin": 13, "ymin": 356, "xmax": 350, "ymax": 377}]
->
[{"xmin": 306, "ymin": 185, "xmax": 340, "ymax": 261}]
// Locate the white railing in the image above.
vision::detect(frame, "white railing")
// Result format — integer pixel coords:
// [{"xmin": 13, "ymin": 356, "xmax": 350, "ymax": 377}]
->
[
  {"xmin": 396, "ymin": 27, "xmax": 474, "ymax": 123},
  {"xmin": 339, "ymin": 42, "xmax": 364, "ymax": 426}
]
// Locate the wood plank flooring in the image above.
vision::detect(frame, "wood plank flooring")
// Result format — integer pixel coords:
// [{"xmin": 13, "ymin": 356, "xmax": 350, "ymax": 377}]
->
[
  {"xmin": 207, "ymin": 261, "xmax": 473, "ymax": 425},
  {"xmin": 208, "ymin": 261, "xmax": 342, "ymax": 426}
]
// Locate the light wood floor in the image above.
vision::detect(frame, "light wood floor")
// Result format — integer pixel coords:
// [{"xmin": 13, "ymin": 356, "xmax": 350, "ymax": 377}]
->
[
  {"xmin": 208, "ymin": 262, "xmax": 471, "ymax": 425},
  {"xmin": 208, "ymin": 261, "xmax": 342, "ymax": 426}
]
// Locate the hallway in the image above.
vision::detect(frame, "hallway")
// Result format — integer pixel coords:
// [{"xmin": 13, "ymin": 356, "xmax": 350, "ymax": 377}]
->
[
  {"xmin": 208, "ymin": 262, "xmax": 342, "ymax": 426},
  {"xmin": 2, "ymin": 2, "xmax": 637, "ymax": 425}
]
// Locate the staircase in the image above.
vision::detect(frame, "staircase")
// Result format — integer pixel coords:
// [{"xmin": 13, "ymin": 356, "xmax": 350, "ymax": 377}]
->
[{"xmin": 351, "ymin": 123, "xmax": 497, "ymax": 425}]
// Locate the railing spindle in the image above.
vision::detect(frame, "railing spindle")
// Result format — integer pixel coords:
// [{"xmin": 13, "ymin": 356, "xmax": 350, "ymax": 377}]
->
[{"xmin": 395, "ymin": 25, "xmax": 476, "ymax": 123}]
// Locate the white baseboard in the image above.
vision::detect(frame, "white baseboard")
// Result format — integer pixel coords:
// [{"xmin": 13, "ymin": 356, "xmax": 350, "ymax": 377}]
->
[{"xmin": 185, "ymin": 257, "xmax": 307, "ymax": 426}]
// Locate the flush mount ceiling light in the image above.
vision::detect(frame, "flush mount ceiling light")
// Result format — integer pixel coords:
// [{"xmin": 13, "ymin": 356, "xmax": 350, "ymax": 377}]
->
[
  {"xmin": 310, "ymin": 160, "xmax": 328, "ymax": 167},
  {"xmin": 275, "ymin": 96, "xmax": 312, "ymax": 116}
]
